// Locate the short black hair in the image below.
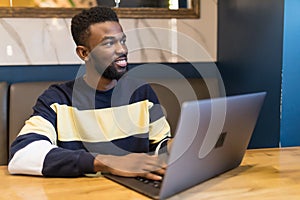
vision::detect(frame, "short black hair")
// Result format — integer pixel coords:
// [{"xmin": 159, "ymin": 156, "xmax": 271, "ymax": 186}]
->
[{"xmin": 71, "ymin": 6, "xmax": 119, "ymax": 46}]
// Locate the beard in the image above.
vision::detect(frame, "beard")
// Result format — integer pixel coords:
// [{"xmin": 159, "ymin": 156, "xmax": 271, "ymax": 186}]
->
[
  {"xmin": 89, "ymin": 53, "xmax": 128, "ymax": 80},
  {"xmin": 99, "ymin": 64, "xmax": 128, "ymax": 80}
]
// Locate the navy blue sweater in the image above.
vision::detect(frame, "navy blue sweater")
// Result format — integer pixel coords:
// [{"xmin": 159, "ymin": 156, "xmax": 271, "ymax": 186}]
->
[{"xmin": 8, "ymin": 76, "xmax": 170, "ymax": 177}]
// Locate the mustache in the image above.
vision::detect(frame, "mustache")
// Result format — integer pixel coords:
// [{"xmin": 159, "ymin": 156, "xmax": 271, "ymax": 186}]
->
[
  {"xmin": 115, "ymin": 54, "xmax": 128, "ymax": 60},
  {"xmin": 89, "ymin": 54, "xmax": 127, "ymax": 66}
]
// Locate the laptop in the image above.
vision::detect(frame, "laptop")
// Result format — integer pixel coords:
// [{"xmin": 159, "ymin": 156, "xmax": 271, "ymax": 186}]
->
[{"xmin": 103, "ymin": 92, "xmax": 266, "ymax": 199}]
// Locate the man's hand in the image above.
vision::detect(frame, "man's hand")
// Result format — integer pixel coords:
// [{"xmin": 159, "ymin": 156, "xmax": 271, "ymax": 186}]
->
[
  {"xmin": 167, "ymin": 138, "xmax": 173, "ymax": 152},
  {"xmin": 94, "ymin": 153, "xmax": 167, "ymax": 181}
]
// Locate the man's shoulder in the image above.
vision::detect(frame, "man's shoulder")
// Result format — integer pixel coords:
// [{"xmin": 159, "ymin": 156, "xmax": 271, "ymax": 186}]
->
[
  {"xmin": 38, "ymin": 79, "xmax": 79, "ymax": 104},
  {"xmin": 45, "ymin": 80, "xmax": 73, "ymax": 94}
]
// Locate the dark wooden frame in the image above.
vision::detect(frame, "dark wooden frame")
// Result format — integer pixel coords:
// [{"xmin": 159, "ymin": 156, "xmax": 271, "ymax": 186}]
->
[{"xmin": 0, "ymin": 0, "xmax": 199, "ymax": 18}]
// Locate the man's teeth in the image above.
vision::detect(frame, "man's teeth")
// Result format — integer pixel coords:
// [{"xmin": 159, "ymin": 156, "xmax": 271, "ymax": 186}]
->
[{"xmin": 115, "ymin": 60, "xmax": 127, "ymax": 66}]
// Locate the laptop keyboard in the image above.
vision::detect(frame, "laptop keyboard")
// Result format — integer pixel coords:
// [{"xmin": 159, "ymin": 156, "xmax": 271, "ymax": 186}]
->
[
  {"xmin": 103, "ymin": 173, "xmax": 165, "ymax": 199},
  {"xmin": 135, "ymin": 176, "xmax": 162, "ymax": 189}
]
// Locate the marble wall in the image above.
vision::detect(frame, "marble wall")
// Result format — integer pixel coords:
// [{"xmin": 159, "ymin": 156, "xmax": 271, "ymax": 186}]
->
[{"xmin": 0, "ymin": 0, "xmax": 217, "ymax": 65}]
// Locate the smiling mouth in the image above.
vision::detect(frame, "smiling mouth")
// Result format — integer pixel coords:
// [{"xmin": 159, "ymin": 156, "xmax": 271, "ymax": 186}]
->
[{"xmin": 115, "ymin": 59, "xmax": 127, "ymax": 68}]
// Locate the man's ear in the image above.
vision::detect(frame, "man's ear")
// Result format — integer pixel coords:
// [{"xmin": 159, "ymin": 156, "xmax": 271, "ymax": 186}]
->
[{"xmin": 76, "ymin": 46, "xmax": 89, "ymax": 61}]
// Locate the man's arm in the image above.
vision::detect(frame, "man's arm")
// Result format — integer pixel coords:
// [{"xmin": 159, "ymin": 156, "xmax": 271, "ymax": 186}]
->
[
  {"xmin": 8, "ymin": 84, "xmax": 96, "ymax": 177},
  {"xmin": 8, "ymin": 115, "xmax": 95, "ymax": 177},
  {"xmin": 167, "ymin": 138, "xmax": 173, "ymax": 152}
]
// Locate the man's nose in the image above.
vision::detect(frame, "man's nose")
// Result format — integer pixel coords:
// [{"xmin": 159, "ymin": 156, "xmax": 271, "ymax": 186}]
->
[{"xmin": 115, "ymin": 43, "xmax": 128, "ymax": 55}]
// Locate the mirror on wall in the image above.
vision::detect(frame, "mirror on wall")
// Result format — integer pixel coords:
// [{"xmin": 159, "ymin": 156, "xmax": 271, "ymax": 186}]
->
[{"xmin": 0, "ymin": 0, "xmax": 199, "ymax": 18}]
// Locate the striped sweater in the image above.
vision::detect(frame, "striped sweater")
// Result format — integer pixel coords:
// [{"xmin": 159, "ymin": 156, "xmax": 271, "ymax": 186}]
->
[{"xmin": 8, "ymin": 76, "xmax": 171, "ymax": 177}]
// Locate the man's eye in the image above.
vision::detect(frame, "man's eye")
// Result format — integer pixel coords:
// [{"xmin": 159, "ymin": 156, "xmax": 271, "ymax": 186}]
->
[
  {"xmin": 121, "ymin": 39, "xmax": 126, "ymax": 45},
  {"xmin": 104, "ymin": 41, "xmax": 114, "ymax": 46}
]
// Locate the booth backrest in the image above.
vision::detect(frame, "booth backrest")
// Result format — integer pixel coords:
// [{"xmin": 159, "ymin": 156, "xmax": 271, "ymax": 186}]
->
[
  {"xmin": 9, "ymin": 82, "xmax": 61, "ymax": 146},
  {"xmin": 0, "ymin": 82, "xmax": 8, "ymax": 165},
  {"xmin": 148, "ymin": 78, "xmax": 220, "ymax": 135}
]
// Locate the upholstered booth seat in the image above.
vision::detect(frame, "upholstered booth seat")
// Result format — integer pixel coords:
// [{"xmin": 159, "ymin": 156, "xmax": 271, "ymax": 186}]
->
[
  {"xmin": 147, "ymin": 78, "xmax": 220, "ymax": 135},
  {"xmin": 8, "ymin": 82, "xmax": 62, "ymax": 147}
]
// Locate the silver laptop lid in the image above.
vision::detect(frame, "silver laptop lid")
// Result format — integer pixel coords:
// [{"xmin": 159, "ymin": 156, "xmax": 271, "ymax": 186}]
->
[{"xmin": 159, "ymin": 92, "xmax": 266, "ymax": 199}]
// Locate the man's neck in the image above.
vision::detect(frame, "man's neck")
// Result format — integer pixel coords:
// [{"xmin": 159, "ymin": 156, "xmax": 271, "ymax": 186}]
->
[{"xmin": 83, "ymin": 75, "xmax": 117, "ymax": 91}]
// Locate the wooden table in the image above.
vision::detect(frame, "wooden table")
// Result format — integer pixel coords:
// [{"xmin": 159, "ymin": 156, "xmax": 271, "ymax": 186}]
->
[{"xmin": 1, "ymin": 147, "xmax": 300, "ymax": 200}]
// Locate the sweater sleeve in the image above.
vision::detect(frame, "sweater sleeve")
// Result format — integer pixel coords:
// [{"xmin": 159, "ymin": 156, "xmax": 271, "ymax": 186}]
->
[
  {"xmin": 8, "ymin": 83, "xmax": 95, "ymax": 177},
  {"xmin": 144, "ymin": 84, "xmax": 172, "ymax": 152}
]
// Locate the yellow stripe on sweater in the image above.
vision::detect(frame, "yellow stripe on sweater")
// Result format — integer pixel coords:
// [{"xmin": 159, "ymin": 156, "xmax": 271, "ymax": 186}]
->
[
  {"xmin": 18, "ymin": 116, "xmax": 57, "ymax": 145},
  {"xmin": 50, "ymin": 100, "xmax": 152, "ymax": 142}
]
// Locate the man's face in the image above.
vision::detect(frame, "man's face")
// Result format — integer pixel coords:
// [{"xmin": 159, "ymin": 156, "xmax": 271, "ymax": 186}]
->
[{"xmin": 85, "ymin": 21, "xmax": 128, "ymax": 80}]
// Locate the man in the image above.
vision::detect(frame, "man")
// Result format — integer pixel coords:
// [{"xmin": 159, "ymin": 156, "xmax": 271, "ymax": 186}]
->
[{"xmin": 8, "ymin": 6, "xmax": 172, "ymax": 181}]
